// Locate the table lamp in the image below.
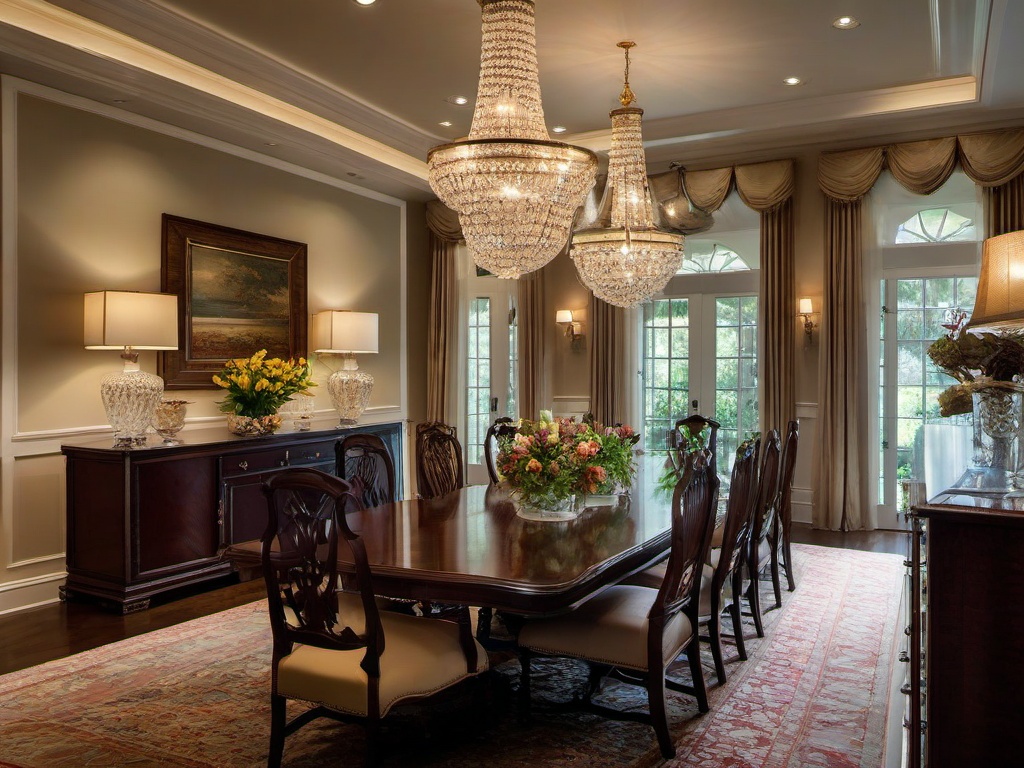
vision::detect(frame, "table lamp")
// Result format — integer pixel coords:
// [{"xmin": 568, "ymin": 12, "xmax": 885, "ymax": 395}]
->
[
  {"xmin": 84, "ymin": 290, "xmax": 179, "ymax": 447},
  {"xmin": 962, "ymin": 230, "xmax": 1024, "ymax": 332},
  {"xmin": 312, "ymin": 310, "xmax": 378, "ymax": 426}
]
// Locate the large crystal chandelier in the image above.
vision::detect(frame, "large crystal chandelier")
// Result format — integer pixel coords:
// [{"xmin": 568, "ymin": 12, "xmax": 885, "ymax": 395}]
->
[
  {"xmin": 571, "ymin": 42, "xmax": 685, "ymax": 308},
  {"xmin": 427, "ymin": 0, "xmax": 598, "ymax": 279}
]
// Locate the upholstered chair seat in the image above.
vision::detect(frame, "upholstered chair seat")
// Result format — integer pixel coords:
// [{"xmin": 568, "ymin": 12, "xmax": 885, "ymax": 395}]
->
[
  {"xmin": 624, "ymin": 564, "xmax": 719, "ymax": 616},
  {"xmin": 277, "ymin": 609, "xmax": 488, "ymax": 718}
]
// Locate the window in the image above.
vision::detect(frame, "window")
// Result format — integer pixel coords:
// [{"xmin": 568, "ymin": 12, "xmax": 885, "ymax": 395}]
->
[
  {"xmin": 679, "ymin": 242, "xmax": 751, "ymax": 274},
  {"xmin": 895, "ymin": 208, "xmax": 977, "ymax": 244}
]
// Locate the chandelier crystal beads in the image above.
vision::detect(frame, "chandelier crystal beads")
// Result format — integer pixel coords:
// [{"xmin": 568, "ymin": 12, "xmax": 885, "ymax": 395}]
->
[
  {"xmin": 571, "ymin": 42, "xmax": 685, "ymax": 308},
  {"xmin": 427, "ymin": 0, "xmax": 598, "ymax": 279}
]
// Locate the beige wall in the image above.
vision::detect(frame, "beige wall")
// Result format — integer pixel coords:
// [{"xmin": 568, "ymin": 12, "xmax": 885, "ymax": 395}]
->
[{"xmin": 0, "ymin": 86, "xmax": 410, "ymax": 613}]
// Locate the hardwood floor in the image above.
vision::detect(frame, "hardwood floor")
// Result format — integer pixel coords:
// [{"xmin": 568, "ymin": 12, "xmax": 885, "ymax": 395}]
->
[{"xmin": 0, "ymin": 525, "xmax": 908, "ymax": 677}]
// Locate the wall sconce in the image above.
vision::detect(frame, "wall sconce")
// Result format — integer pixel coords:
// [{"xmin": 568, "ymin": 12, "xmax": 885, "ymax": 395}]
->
[
  {"xmin": 556, "ymin": 309, "xmax": 583, "ymax": 343},
  {"xmin": 312, "ymin": 310, "xmax": 379, "ymax": 426},
  {"xmin": 798, "ymin": 297, "xmax": 819, "ymax": 345}
]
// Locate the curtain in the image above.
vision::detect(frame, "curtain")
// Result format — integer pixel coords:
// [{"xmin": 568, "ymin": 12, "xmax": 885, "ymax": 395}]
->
[
  {"xmin": 588, "ymin": 294, "xmax": 626, "ymax": 425},
  {"xmin": 425, "ymin": 201, "xmax": 462, "ymax": 423},
  {"xmin": 517, "ymin": 269, "xmax": 545, "ymax": 419},
  {"xmin": 816, "ymin": 126, "xmax": 1024, "ymax": 530}
]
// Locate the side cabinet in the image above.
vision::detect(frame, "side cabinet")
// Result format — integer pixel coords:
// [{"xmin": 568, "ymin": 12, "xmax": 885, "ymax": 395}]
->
[{"xmin": 62, "ymin": 421, "xmax": 403, "ymax": 613}]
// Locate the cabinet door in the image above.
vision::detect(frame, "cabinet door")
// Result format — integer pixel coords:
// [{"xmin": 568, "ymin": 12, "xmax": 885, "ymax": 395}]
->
[
  {"xmin": 222, "ymin": 461, "xmax": 336, "ymax": 546},
  {"xmin": 133, "ymin": 455, "xmax": 221, "ymax": 577}
]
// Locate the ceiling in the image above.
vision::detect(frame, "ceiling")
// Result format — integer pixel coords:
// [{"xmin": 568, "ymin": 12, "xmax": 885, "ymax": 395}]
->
[{"xmin": 2, "ymin": 0, "xmax": 1023, "ymax": 201}]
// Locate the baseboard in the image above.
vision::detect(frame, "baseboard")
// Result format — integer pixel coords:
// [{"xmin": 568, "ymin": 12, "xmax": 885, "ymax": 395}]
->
[{"xmin": 0, "ymin": 571, "xmax": 63, "ymax": 616}]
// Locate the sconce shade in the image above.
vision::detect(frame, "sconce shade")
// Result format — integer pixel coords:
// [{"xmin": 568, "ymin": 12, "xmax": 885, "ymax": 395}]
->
[
  {"xmin": 555, "ymin": 310, "xmax": 573, "ymax": 324},
  {"xmin": 798, "ymin": 298, "xmax": 813, "ymax": 315},
  {"xmin": 312, "ymin": 311, "xmax": 379, "ymax": 354},
  {"xmin": 83, "ymin": 291, "xmax": 178, "ymax": 349},
  {"xmin": 964, "ymin": 230, "xmax": 1024, "ymax": 332}
]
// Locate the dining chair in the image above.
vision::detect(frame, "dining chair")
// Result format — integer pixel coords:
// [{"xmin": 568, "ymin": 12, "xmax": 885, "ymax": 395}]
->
[
  {"xmin": 624, "ymin": 437, "xmax": 760, "ymax": 685},
  {"xmin": 517, "ymin": 450, "xmax": 719, "ymax": 760},
  {"xmin": 773, "ymin": 420, "xmax": 800, "ymax": 592},
  {"xmin": 674, "ymin": 414, "xmax": 720, "ymax": 477},
  {"xmin": 415, "ymin": 421, "xmax": 465, "ymax": 499},
  {"xmin": 483, "ymin": 416, "xmax": 517, "ymax": 485},
  {"xmin": 746, "ymin": 429, "xmax": 782, "ymax": 638},
  {"xmin": 339, "ymin": 432, "xmax": 397, "ymax": 509},
  {"xmin": 260, "ymin": 468, "xmax": 487, "ymax": 767}
]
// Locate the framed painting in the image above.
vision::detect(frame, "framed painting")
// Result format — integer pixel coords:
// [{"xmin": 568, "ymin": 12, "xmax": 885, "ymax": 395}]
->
[{"xmin": 159, "ymin": 214, "xmax": 307, "ymax": 389}]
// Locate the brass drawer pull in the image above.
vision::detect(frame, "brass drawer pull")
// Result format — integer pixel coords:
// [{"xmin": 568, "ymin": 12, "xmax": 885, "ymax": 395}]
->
[{"xmin": 238, "ymin": 461, "xmax": 248, "ymax": 471}]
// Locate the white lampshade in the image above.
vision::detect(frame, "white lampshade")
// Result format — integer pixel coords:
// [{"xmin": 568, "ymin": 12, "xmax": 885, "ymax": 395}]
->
[
  {"xmin": 963, "ymin": 230, "xmax": 1024, "ymax": 333},
  {"xmin": 556, "ymin": 310, "xmax": 573, "ymax": 324},
  {"xmin": 798, "ymin": 298, "xmax": 813, "ymax": 315},
  {"xmin": 84, "ymin": 291, "xmax": 178, "ymax": 350},
  {"xmin": 312, "ymin": 311, "xmax": 379, "ymax": 354}
]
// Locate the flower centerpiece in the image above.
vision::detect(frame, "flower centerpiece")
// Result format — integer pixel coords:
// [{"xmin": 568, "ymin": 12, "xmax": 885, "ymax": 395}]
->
[
  {"xmin": 927, "ymin": 314, "xmax": 1024, "ymax": 492},
  {"xmin": 495, "ymin": 410, "xmax": 639, "ymax": 520},
  {"xmin": 213, "ymin": 350, "xmax": 316, "ymax": 437}
]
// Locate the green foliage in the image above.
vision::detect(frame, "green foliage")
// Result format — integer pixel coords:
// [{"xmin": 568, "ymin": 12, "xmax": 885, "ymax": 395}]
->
[{"xmin": 927, "ymin": 330, "xmax": 1024, "ymax": 416}]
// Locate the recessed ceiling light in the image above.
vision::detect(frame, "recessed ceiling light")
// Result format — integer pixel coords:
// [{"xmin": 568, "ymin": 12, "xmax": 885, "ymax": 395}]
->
[
  {"xmin": 783, "ymin": 76, "xmax": 803, "ymax": 86},
  {"xmin": 439, "ymin": 121, "xmax": 453, "ymax": 127},
  {"xmin": 446, "ymin": 95, "xmax": 469, "ymax": 106},
  {"xmin": 264, "ymin": 142, "xmax": 278, "ymax": 147},
  {"xmin": 112, "ymin": 99, "xmax": 128, "ymax": 104},
  {"xmin": 832, "ymin": 15, "xmax": 860, "ymax": 29},
  {"xmin": 353, "ymin": 0, "xmax": 376, "ymax": 6},
  {"xmin": 551, "ymin": 125, "xmax": 567, "ymax": 134}
]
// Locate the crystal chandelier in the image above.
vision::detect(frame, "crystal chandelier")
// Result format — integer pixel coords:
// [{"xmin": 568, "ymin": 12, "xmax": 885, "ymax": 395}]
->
[
  {"xmin": 571, "ymin": 42, "xmax": 685, "ymax": 308},
  {"xmin": 427, "ymin": 0, "xmax": 598, "ymax": 279}
]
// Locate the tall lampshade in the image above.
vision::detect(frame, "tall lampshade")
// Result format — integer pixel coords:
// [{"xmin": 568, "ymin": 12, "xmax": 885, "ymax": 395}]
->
[
  {"xmin": 84, "ymin": 290, "xmax": 178, "ymax": 447},
  {"xmin": 963, "ymin": 230, "xmax": 1024, "ymax": 333},
  {"xmin": 426, "ymin": 0, "xmax": 597, "ymax": 279},
  {"xmin": 312, "ymin": 310, "xmax": 379, "ymax": 426},
  {"xmin": 571, "ymin": 42, "xmax": 685, "ymax": 308}
]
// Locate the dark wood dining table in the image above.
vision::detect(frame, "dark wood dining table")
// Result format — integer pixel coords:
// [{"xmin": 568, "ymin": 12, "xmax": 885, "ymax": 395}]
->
[{"xmin": 226, "ymin": 467, "xmax": 675, "ymax": 617}]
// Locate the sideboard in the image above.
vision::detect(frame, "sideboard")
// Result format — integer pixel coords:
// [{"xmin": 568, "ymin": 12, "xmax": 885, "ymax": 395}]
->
[
  {"xmin": 61, "ymin": 421, "xmax": 403, "ymax": 613},
  {"xmin": 908, "ymin": 491, "xmax": 1024, "ymax": 768}
]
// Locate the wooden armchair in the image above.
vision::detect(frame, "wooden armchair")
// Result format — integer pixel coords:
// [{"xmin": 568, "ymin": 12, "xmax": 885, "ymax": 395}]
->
[
  {"xmin": 517, "ymin": 450, "xmax": 719, "ymax": 760},
  {"xmin": 339, "ymin": 432, "xmax": 397, "ymax": 509},
  {"xmin": 260, "ymin": 468, "xmax": 487, "ymax": 767},
  {"xmin": 483, "ymin": 416, "xmax": 517, "ymax": 485},
  {"xmin": 746, "ymin": 429, "xmax": 782, "ymax": 638},
  {"xmin": 415, "ymin": 421, "xmax": 465, "ymax": 499},
  {"xmin": 774, "ymin": 420, "xmax": 800, "ymax": 592}
]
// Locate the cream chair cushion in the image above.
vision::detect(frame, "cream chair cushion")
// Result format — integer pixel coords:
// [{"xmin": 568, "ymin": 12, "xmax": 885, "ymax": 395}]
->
[
  {"xmin": 518, "ymin": 585, "xmax": 693, "ymax": 672},
  {"xmin": 276, "ymin": 604, "xmax": 488, "ymax": 717}
]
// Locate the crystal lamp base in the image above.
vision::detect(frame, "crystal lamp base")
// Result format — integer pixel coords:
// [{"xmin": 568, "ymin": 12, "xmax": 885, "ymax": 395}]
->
[
  {"xmin": 100, "ymin": 362, "xmax": 164, "ymax": 448},
  {"xmin": 326, "ymin": 368, "xmax": 374, "ymax": 426}
]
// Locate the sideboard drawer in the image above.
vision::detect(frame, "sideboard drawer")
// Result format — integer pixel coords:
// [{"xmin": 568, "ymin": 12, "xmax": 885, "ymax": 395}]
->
[{"xmin": 221, "ymin": 440, "xmax": 337, "ymax": 477}]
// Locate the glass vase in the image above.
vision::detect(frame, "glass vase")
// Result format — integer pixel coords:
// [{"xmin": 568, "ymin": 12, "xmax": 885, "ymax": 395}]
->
[
  {"xmin": 958, "ymin": 388, "xmax": 1024, "ymax": 494},
  {"xmin": 513, "ymin": 490, "xmax": 580, "ymax": 522},
  {"xmin": 226, "ymin": 413, "xmax": 282, "ymax": 437}
]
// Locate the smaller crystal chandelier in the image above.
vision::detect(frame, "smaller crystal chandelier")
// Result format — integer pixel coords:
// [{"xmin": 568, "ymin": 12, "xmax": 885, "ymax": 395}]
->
[
  {"xmin": 427, "ymin": 0, "xmax": 597, "ymax": 279},
  {"xmin": 571, "ymin": 42, "xmax": 685, "ymax": 308}
]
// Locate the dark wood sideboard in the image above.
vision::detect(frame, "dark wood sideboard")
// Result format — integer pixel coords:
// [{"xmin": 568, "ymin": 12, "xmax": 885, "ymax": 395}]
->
[
  {"xmin": 61, "ymin": 421, "xmax": 402, "ymax": 613},
  {"xmin": 909, "ymin": 492, "xmax": 1024, "ymax": 768}
]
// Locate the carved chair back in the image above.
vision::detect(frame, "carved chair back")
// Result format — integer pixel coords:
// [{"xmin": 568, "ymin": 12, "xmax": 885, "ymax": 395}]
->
[
  {"xmin": 415, "ymin": 421, "xmax": 465, "ymax": 499},
  {"xmin": 340, "ymin": 432, "xmax": 397, "ymax": 509}
]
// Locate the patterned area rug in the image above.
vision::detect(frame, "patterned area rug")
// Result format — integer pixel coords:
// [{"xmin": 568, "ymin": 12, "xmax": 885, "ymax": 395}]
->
[{"xmin": 0, "ymin": 544, "xmax": 903, "ymax": 768}]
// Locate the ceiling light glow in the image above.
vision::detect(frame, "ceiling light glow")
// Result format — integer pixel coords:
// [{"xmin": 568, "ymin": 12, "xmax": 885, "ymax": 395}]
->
[
  {"xmin": 783, "ymin": 76, "xmax": 803, "ymax": 86},
  {"xmin": 832, "ymin": 15, "xmax": 860, "ymax": 29},
  {"xmin": 552, "ymin": 125, "xmax": 567, "ymax": 133}
]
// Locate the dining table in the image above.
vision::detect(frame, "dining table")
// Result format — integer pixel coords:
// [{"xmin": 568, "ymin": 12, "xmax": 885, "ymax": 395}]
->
[{"xmin": 224, "ymin": 459, "xmax": 676, "ymax": 618}]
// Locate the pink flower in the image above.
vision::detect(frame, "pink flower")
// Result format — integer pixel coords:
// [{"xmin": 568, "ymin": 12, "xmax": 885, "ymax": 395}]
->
[
  {"xmin": 526, "ymin": 458, "xmax": 542, "ymax": 473},
  {"xmin": 548, "ymin": 461, "xmax": 561, "ymax": 475},
  {"xmin": 576, "ymin": 440, "xmax": 599, "ymax": 458}
]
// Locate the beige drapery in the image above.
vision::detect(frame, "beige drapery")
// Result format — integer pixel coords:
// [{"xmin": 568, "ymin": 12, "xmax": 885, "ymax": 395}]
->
[
  {"xmin": 588, "ymin": 295, "xmax": 627, "ymax": 425},
  {"xmin": 517, "ymin": 269, "xmax": 545, "ymax": 419},
  {"xmin": 425, "ymin": 201, "xmax": 462, "ymax": 423},
  {"xmin": 683, "ymin": 160, "xmax": 797, "ymax": 436},
  {"xmin": 816, "ymin": 127, "xmax": 1024, "ymax": 530}
]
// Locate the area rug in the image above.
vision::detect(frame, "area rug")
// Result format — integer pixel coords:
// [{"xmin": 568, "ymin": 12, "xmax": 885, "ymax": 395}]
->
[{"xmin": 0, "ymin": 544, "xmax": 903, "ymax": 768}]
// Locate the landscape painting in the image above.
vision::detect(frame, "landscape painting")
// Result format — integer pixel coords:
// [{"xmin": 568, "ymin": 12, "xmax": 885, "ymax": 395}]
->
[{"xmin": 160, "ymin": 215, "xmax": 307, "ymax": 389}]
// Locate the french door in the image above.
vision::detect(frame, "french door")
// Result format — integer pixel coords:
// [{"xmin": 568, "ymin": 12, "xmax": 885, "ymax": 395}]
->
[
  {"xmin": 463, "ymin": 281, "xmax": 517, "ymax": 485},
  {"xmin": 640, "ymin": 292, "xmax": 758, "ymax": 479}
]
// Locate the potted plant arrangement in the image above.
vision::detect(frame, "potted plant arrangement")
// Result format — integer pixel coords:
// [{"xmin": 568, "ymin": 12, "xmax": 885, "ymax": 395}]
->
[
  {"xmin": 927, "ymin": 315, "xmax": 1024, "ymax": 492},
  {"xmin": 495, "ymin": 410, "xmax": 639, "ymax": 521},
  {"xmin": 212, "ymin": 350, "xmax": 316, "ymax": 437}
]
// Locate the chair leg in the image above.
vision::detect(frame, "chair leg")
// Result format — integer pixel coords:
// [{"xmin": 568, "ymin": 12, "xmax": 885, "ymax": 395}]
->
[
  {"xmin": 364, "ymin": 720, "xmax": 382, "ymax": 768},
  {"xmin": 730, "ymin": 569, "xmax": 748, "ymax": 661},
  {"xmin": 268, "ymin": 693, "xmax": 286, "ymax": 768},
  {"xmin": 770, "ymin": 538, "xmax": 783, "ymax": 609},
  {"xmin": 784, "ymin": 537, "xmax": 796, "ymax": 591},
  {"xmin": 707, "ymin": 599, "xmax": 727, "ymax": 685},
  {"xmin": 518, "ymin": 650, "xmax": 532, "ymax": 722},
  {"xmin": 748, "ymin": 558, "xmax": 765, "ymax": 638},
  {"xmin": 646, "ymin": 667, "xmax": 676, "ymax": 759},
  {"xmin": 685, "ymin": 639, "xmax": 710, "ymax": 713}
]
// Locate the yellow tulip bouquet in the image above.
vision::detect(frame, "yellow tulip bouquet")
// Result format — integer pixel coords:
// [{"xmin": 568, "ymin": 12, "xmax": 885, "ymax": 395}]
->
[{"xmin": 212, "ymin": 350, "xmax": 316, "ymax": 433}]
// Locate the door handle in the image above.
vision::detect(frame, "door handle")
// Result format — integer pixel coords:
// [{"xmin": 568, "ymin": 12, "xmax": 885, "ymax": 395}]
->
[{"xmin": 490, "ymin": 397, "xmax": 499, "ymax": 413}]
